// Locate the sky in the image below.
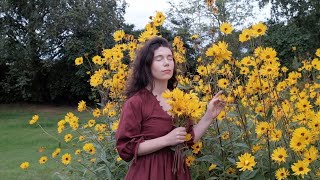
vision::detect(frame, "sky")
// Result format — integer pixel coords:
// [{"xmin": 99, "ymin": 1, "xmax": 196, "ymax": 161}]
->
[
  {"xmin": 124, "ymin": 0, "xmax": 176, "ymax": 29},
  {"xmin": 124, "ymin": 0, "xmax": 271, "ymax": 30}
]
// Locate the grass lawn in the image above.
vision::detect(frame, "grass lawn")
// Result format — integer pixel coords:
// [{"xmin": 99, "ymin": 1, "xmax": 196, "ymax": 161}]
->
[{"xmin": 0, "ymin": 104, "xmax": 91, "ymax": 180}]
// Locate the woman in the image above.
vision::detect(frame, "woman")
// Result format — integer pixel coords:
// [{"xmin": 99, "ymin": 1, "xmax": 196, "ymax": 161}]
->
[{"xmin": 116, "ymin": 36, "xmax": 225, "ymax": 180}]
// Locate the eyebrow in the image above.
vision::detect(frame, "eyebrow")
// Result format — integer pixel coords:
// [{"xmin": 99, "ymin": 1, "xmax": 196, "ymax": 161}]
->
[{"xmin": 154, "ymin": 54, "xmax": 173, "ymax": 58}]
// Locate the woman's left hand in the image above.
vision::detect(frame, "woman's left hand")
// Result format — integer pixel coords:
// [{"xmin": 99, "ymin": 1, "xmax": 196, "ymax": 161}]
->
[{"xmin": 207, "ymin": 91, "xmax": 226, "ymax": 119}]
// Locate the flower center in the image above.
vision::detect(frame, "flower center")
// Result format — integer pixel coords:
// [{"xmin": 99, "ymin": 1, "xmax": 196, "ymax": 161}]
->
[{"xmin": 244, "ymin": 160, "xmax": 250, "ymax": 166}]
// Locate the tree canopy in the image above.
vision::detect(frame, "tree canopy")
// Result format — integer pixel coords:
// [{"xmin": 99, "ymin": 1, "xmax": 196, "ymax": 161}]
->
[{"xmin": 0, "ymin": 0, "xmax": 126, "ymax": 103}]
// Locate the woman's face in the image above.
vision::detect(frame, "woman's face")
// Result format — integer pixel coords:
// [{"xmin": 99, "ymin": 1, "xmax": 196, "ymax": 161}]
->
[{"xmin": 151, "ymin": 46, "xmax": 174, "ymax": 82}]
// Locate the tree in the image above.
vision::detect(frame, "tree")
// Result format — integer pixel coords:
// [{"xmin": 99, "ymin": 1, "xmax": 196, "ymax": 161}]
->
[
  {"xmin": 258, "ymin": 0, "xmax": 320, "ymax": 67},
  {"xmin": 0, "ymin": 0, "xmax": 126, "ymax": 103},
  {"xmin": 164, "ymin": 0, "xmax": 257, "ymax": 76}
]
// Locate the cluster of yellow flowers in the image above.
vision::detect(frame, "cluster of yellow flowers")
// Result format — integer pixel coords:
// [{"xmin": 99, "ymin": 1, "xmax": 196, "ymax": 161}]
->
[
  {"xmin": 137, "ymin": 11, "xmax": 165, "ymax": 43},
  {"xmin": 21, "ymin": 9, "xmax": 320, "ymax": 179},
  {"xmin": 172, "ymin": 36, "xmax": 186, "ymax": 64},
  {"xmin": 162, "ymin": 88, "xmax": 207, "ymax": 122},
  {"xmin": 181, "ymin": 20, "xmax": 320, "ymax": 179},
  {"xmin": 239, "ymin": 22, "xmax": 267, "ymax": 42}
]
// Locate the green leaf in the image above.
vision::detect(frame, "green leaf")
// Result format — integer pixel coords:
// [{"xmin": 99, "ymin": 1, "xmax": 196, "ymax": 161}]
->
[
  {"xmin": 197, "ymin": 155, "xmax": 219, "ymax": 163},
  {"xmin": 251, "ymin": 172, "xmax": 267, "ymax": 180},
  {"xmin": 240, "ymin": 170, "xmax": 259, "ymax": 179},
  {"xmin": 227, "ymin": 157, "xmax": 236, "ymax": 164},
  {"xmin": 234, "ymin": 143, "xmax": 249, "ymax": 149}
]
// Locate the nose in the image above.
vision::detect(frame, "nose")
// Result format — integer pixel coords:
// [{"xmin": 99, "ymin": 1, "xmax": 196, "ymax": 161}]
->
[{"xmin": 163, "ymin": 58, "xmax": 170, "ymax": 66}]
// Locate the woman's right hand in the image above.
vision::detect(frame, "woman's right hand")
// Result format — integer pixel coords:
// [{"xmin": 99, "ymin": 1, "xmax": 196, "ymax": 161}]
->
[{"xmin": 164, "ymin": 127, "xmax": 187, "ymax": 146}]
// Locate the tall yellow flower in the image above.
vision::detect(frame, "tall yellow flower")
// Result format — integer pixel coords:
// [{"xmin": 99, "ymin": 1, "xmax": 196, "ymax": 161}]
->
[
  {"xmin": 92, "ymin": 108, "xmax": 101, "ymax": 118},
  {"xmin": 291, "ymin": 160, "xmax": 310, "ymax": 178},
  {"xmin": 83, "ymin": 143, "xmax": 96, "ymax": 155},
  {"xmin": 236, "ymin": 153, "xmax": 256, "ymax": 171},
  {"xmin": 295, "ymin": 99, "xmax": 313, "ymax": 112},
  {"xmin": 217, "ymin": 78, "xmax": 229, "ymax": 89},
  {"xmin": 290, "ymin": 136, "xmax": 308, "ymax": 152},
  {"xmin": 205, "ymin": 41, "xmax": 232, "ymax": 62},
  {"xmin": 275, "ymin": 168, "xmax": 289, "ymax": 180},
  {"xmin": 90, "ymin": 73, "xmax": 103, "ymax": 87},
  {"xmin": 254, "ymin": 46, "xmax": 264, "ymax": 57},
  {"xmin": 197, "ymin": 65, "xmax": 208, "ymax": 76},
  {"xmin": 75, "ymin": 149, "xmax": 81, "ymax": 155},
  {"xmin": 29, "ymin": 114, "xmax": 39, "ymax": 125},
  {"xmin": 220, "ymin": 22, "xmax": 234, "ymax": 35},
  {"xmin": 52, "ymin": 148, "xmax": 61, "ymax": 158},
  {"xmin": 77, "ymin": 100, "xmax": 86, "ymax": 112},
  {"xmin": 292, "ymin": 127, "xmax": 312, "ymax": 143},
  {"xmin": 252, "ymin": 145, "xmax": 262, "ymax": 153},
  {"xmin": 316, "ymin": 48, "xmax": 320, "ymax": 57},
  {"xmin": 311, "ymin": 58, "xmax": 320, "ymax": 70},
  {"xmin": 79, "ymin": 135, "xmax": 85, "ymax": 141},
  {"xmin": 251, "ymin": 22, "xmax": 267, "ymax": 36},
  {"xmin": 20, "ymin": 162, "xmax": 29, "ymax": 169},
  {"xmin": 64, "ymin": 134, "xmax": 73, "ymax": 142},
  {"xmin": 303, "ymin": 145, "xmax": 318, "ymax": 163},
  {"xmin": 92, "ymin": 55, "xmax": 103, "ymax": 65},
  {"xmin": 259, "ymin": 47, "xmax": 278, "ymax": 62},
  {"xmin": 270, "ymin": 129, "xmax": 282, "ymax": 142},
  {"xmin": 255, "ymin": 121, "xmax": 269, "ymax": 137},
  {"xmin": 239, "ymin": 29, "xmax": 252, "ymax": 42},
  {"xmin": 185, "ymin": 155, "xmax": 195, "ymax": 167},
  {"xmin": 221, "ymin": 131, "xmax": 230, "ymax": 140},
  {"xmin": 61, "ymin": 153, "xmax": 72, "ymax": 165},
  {"xmin": 75, "ymin": 57, "xmax": 83, "ymax": 65},
  {"xmin": 86, "ymin": 119, "xmax": 95, "ymax": 128},
  {"xmin": 271, "ymin": 147, "xmax": 288, "ymax": 164},
  {"xmin": 208, "ymin": 163, "xmax": 217, "ymax": 171},
  {"xmin": 111, "ymin": 120, "xmax": 119, "ymax": 131},
  {"xmin": 191, "ymin": 141, "xmax": 203, "ymax": 154},
  {"xmin": 127, "ymin": 41, "xmax": 137, "ymax": 51},
  {"xmin": 39, "ymin": 156, "xmax": 48, "ymax": 164},
  {"xmin": 153, "ymin": 11, "xmax": 166, "ymax": 26},
  {"xmin": 113, "ymin": 30, "xmax": 125, "ymax": 42}
]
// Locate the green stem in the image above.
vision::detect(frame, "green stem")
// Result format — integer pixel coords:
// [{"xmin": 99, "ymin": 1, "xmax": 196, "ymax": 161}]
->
[
  {"xmin": 235, "ymin": 102, "xmax": 251, "ymax": 149},
  {"xmin": 37, "ymin": 123, "xmax": 61, "ymax": 143},
  {"xmin": 266, "ymin": 134, "xmax": 272, "ymax": 180},
  {"xmin": 214, "ymin": 119, "xmax": 225, "ymax": 179}
]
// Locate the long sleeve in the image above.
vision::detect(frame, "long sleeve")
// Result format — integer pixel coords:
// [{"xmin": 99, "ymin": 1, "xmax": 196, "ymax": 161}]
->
[
  {"xmin": 116, "ymin": 96, "xmax": 145, "ymax": 162},
  {"xmin": 185, "ymin": 119, "xmax": 195, "ymax": 147}
]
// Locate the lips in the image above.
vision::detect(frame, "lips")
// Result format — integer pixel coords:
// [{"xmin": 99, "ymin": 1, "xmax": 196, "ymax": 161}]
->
[{"xmin": 162, "ymin": 70, "xmax": 171, "ymax": 73}]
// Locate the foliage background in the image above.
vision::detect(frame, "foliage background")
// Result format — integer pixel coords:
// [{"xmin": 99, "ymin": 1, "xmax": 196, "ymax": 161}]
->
[
  {"xmin": 1, "ymin": 0, "xmax": 320, "ymax": 179},
  {"xmin": 1, "ymin": 0, "xmax": 319, "ymax": 104}
]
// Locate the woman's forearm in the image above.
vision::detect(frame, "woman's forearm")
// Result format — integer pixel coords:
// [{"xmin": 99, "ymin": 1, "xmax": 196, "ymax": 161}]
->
[
  {"xmin": 193, "ymin": 112, "xmax": 214, "ymax": 142},
  {"xmin": 137, "ymin": 127, "xmax": 187, "ymax": 156},
  {"xmin": 137, "ymin": 136, "xmax": 168, "ymax": 156}
]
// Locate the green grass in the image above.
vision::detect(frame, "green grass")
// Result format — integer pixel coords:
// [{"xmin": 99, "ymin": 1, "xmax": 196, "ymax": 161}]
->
[{"xmin": 0, "ymin": 104, "xmax": 91, "ymax": 180}]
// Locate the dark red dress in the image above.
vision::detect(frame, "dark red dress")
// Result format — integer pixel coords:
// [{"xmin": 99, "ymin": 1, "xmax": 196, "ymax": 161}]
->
[{"xmin": 116, "ymin": 88, "xmax": 194, "ymax": 180}]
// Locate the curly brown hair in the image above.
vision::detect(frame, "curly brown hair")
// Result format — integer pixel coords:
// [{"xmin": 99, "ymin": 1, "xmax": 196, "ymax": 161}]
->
[{"xmin": 125, "ymin": 36, "xmax": 177, "ymax": 98}]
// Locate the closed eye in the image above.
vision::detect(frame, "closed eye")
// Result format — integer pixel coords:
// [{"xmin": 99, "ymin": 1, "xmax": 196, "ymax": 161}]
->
[{"xmin": 154, "ymin": 55, "xmax": 163, "ymax": 61}]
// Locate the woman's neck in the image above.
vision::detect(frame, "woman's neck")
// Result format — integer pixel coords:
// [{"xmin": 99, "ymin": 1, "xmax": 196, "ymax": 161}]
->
[{"xmin": 147, "ymin": 80, "xmax": 168, "ymax": 96}]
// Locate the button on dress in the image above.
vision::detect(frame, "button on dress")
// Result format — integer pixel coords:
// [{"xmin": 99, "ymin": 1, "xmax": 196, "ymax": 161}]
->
[{"xmin": 116, "ymin": 88, "xmax": 195, "ymax": 180}]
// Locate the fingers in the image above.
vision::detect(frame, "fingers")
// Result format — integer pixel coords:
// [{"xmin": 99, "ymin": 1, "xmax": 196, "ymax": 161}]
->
[
  {"xmin": 213, "ymin": 90, "xmax": 223, "ymax": 98},
  {"xmin": 177, "ymin": 135, "xmax": 186, "ymax": 143},
  {"xmin": 175, "ymin": 131, "xmax": 187, "ymax": 136},
  {"xmin": 176, "ymin": 127, "xmax": 186, "ymax": 131},
  {"xmin": 175, "ymin": 127, "xmax": 187, "ymax": 142}
]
